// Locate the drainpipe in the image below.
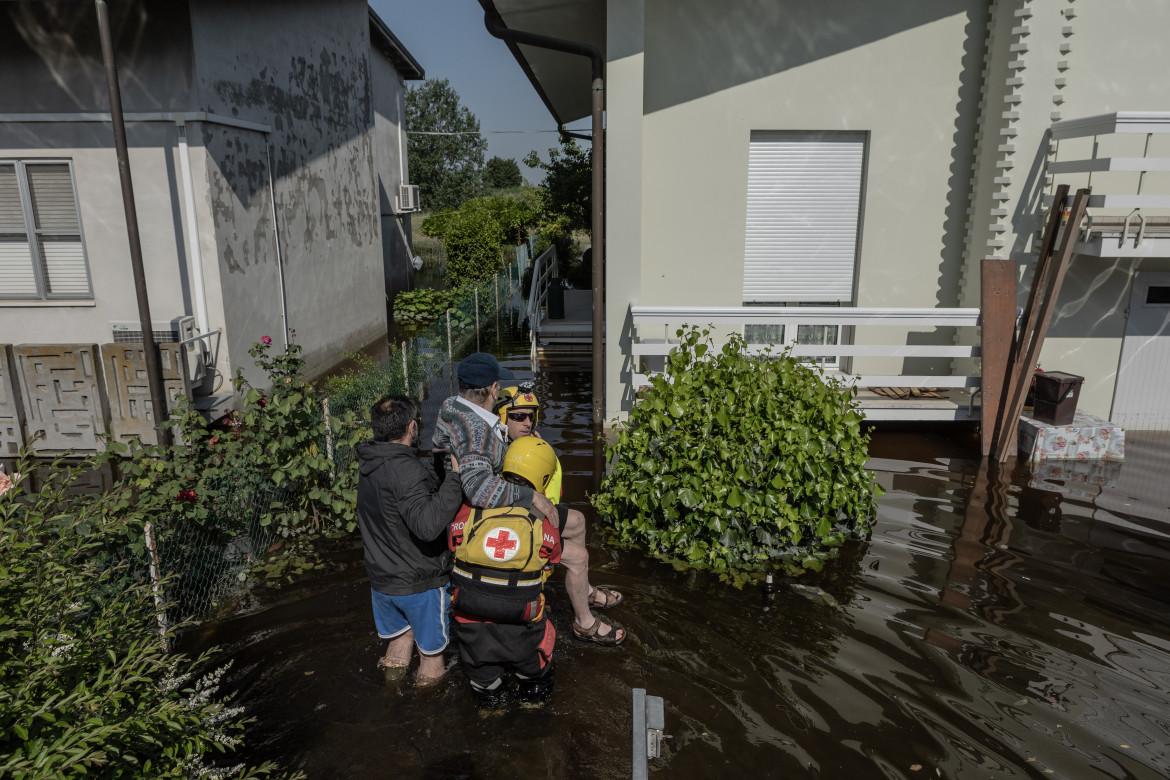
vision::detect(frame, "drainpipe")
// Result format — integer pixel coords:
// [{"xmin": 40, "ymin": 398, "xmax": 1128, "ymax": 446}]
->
[
  {"xmin": 483, "ymin": 11, "xmax": 606, "ymax": 425},
  {"xmin": 95, "ymin": 0, "xmax": 171, "ymax": 446},
  {"xmin": 265, "ymin": 139, "xmax": 290, "ymax": 349},
  {"xmin": 175, "ymin": 123, "xmax": 209, "ymax": 335}
]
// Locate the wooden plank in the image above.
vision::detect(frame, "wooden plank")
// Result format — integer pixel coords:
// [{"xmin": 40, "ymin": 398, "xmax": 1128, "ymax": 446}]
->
[
  {"xmin": 993, "ymin": 184, "xmax": 1067, "ymax": 459},
  {"xmin": 994, "ymin": 187, "xmax": 1090, "ymax": 462},
  {"xmin": 980, "ymin": 259, "xmax": 1017, "ymax": 457}
]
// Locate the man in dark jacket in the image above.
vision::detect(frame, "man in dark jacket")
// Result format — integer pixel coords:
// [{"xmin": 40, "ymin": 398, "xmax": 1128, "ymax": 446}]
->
[{"xmin": 357, "ymin": 394, "xmax": 462, "ymax": 682}]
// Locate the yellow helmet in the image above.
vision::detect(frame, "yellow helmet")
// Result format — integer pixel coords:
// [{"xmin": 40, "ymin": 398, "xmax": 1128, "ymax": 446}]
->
[
  {"xmin": 503, "ymin": 437, "xmax": 557, "ymax": 493},
  {"xmin": 494, "ymin": 383, "xmax": 541, "ymax": 427}
]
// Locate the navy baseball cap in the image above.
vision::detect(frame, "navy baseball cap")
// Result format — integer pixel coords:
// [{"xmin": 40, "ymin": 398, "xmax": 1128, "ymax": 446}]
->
[{"xmin": 457, "ymin": 353, "xmax": 514, "ymax": 389}]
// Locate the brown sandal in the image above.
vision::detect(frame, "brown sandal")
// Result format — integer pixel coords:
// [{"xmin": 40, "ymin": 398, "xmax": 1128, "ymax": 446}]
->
[
  {"xmin": 572, "ymin": 616, "xmax": 626, "ymax": 646},
  {"xmin": 588, "ymin": 586, "xmax": 623, "ymax": 610}
]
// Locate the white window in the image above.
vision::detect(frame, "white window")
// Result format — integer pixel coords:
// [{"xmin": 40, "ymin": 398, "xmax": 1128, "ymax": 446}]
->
[
  {"xmin": 0, "ymin": 161, "xmax": 92, "ymax": 300},
  {"xmin": 743, "ymin": 131, "xmax": 865, "ymax": 304}
]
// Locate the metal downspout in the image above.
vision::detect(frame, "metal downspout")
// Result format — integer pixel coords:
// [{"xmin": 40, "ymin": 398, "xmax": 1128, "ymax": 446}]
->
[
  {"xmin": 176, "ymin": 123, "xmax": 210, "ymax": 335},
  {"xmin": 482, "ymin": 11, "xmax": 606, "ymax": 425},
  {"xmin": 265, "ymin": 140, "xmax": 290, "ymax": 349}
]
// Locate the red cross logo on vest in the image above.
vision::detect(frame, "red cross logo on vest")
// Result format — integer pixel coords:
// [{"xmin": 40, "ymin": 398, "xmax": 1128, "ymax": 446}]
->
[{"xmin": 484, "ymin": 527, "xmax": 520, "ymax": 561}]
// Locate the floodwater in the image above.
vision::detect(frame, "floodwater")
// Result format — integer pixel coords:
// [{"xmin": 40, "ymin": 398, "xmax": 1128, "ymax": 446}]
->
[{"xmin": 189, "ymin": 351, "xmax": 1170, "ymax": 779}]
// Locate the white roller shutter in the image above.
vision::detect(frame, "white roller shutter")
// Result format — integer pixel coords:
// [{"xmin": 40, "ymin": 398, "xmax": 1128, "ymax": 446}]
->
[
  {"xmin": 744, "ymin": 131, "xmax": 865, "ymax": 303},
  {"xmin": 0, "ymin": 164, "xmax": 37, "ymax": 296}
]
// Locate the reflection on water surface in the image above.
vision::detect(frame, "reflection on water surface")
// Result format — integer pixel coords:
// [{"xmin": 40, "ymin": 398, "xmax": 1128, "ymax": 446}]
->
[{"xmin": 191, "ymin": 355, "xmax": 1170, "ymax": 779}]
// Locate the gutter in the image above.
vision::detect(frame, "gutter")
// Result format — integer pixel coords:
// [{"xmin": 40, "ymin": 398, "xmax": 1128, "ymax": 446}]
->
[{"xmin": 481, "ymin": 8, "xmax": 607, "ymax": 425}]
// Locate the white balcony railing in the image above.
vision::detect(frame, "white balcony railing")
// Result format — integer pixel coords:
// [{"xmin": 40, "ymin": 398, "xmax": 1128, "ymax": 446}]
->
[{"xmin": 629, "ymin": 305, "xmax": 984, "ymax": 420}]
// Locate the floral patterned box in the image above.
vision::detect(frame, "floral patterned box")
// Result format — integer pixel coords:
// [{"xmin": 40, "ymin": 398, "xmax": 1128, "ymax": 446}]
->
[{"xmin": 1017, "ymin": 410, "xmax": 1125, "ymax": 463}]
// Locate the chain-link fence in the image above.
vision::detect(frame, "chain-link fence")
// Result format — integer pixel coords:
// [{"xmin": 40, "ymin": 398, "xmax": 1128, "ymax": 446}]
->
[{"xmin": 154, "ymin": 244, "xmax": 534, "ymax": 626}]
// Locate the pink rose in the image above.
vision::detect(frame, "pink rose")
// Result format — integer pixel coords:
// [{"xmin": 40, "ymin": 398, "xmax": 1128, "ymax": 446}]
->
[
  {"xmin": 0, "ymin": 470, "xmax": 17, "ymax": 498},
  {"xmin": 261, "ymin": 335, "xmax": 272, "ymax": 346}
]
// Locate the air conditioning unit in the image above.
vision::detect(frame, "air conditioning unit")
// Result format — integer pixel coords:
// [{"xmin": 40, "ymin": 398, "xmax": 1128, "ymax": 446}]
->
[
  {"xmin": 397, "ymin": 184, "xmax": 420, "ymax": 213},
  {"xmin": 110, "ymin": 318, "xmax": 185, "ymax": 343}
]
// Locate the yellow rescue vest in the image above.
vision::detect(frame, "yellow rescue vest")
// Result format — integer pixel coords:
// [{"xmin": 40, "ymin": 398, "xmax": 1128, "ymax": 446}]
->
[{"xmin": 451, "ymin": 506, "xmax": 550, "ymax": 622}]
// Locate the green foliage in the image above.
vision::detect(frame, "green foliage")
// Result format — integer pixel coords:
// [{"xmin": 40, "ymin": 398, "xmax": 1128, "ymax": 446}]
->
[
  {"xmin": 524, "ymin": 137, "xmax": 591, "ymax": 233},
  {"xmin": 593, "ymin": 327, "xmax": 882, "ymax": 583},
  {"xmin": 0, "ymin": 454, "xmax": 297, "ymax": 779},
  {"xmin": 321, "ymin": 351, "xmax": 380, "ymax": 398},
  {"xmin": 100, "ymin": 342, "xmax": 364, "ymax": 542},
  {"xmin": 420, "ymin": 196, "xmax": 534, "ymax": 287},
  {"xmin": 484, "ymin": 156, "xmax": 523, "ymax": 189},
  {"xmin": 392, "ymin": 287, "xmax": 468, "ymax": 330},
  {"xmin": 406, "ymin": 78, "xmax": 487, "ymax": 211}
]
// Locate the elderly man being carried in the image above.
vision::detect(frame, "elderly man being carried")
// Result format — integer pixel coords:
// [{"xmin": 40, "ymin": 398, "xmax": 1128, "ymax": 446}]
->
[{"xmin": 433, "ymin": 354, "xmax": 625, "ymax": 647}]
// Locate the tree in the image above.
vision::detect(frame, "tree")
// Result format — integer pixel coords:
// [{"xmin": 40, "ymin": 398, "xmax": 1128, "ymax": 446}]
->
[
  {"xmin": 406, "ymin": 79, "xmax": 487, "ymax": 211},
  {"xmin": 524, "ymin": 137, "xmax": 591, "ymax": 232},
  {"xmin": 484, "ymin": 156, "xmax": 523, "ymax": 189}
]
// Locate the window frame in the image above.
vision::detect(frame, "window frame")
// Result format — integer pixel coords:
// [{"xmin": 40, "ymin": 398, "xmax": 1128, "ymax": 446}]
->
[{"xmin": 0, "ymin": 158, "xmax": 93, "ymax": 302}]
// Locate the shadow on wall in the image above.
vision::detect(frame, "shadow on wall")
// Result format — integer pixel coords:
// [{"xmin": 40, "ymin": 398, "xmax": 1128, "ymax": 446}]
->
[
  {"xmin": 0, "ymin": 0, "xmax": 195, "ymax": 114},
  {"xmin": 933, "ymin": 3, "xmax": 989, "ymax": 310},
  {"xmin": 642, "ymin": 0, "xmax": 970, "ymax": 114}
]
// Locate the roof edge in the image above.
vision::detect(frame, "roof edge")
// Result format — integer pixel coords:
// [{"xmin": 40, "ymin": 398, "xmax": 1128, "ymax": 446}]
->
[
  {"xmin": 477, "ymin": 0, "xmax": 565, "ymax": 128},
  {"xmin": 368, "ymin": 6, "xmax": 425, "ymax": 80}
]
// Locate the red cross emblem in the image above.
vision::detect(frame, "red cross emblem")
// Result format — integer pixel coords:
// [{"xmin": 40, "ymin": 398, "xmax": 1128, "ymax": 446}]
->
[{"xmin": 484, "ymin": 528, "xmax": 519, "ymax": 561}]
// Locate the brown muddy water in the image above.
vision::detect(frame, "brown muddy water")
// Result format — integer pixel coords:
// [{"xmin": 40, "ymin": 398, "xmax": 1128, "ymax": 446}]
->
[{"xmin": 187, "ymin": 352, "xmax": 1170, "ymax": 779}]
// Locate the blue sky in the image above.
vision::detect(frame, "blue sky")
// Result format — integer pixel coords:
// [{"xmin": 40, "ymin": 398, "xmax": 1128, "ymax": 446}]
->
[{"xmin": 370, "ymin": 0, "xmax": 590, "ymax": 183}]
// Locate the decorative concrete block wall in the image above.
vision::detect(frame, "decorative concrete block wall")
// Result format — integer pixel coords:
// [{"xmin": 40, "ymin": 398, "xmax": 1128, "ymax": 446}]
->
[
  {"xmin": 101, "ymin": 343, "xmax": 191, "ymax": 445},
  {"xmin": 13, "ymin": 344, "xmax": 108, "ymax": 453}
]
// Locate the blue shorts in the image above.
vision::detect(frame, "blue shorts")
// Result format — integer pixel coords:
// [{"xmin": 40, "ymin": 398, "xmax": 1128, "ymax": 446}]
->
[{"xmin": 371, "ymin": 585, "xmax": 451, "ymax": 655}]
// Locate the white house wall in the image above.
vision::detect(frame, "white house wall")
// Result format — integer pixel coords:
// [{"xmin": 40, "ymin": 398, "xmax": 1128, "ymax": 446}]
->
[
  {"xmin": 962, "ymin": 0, "xmax": 1170, "ymax": 419},
  {"xmin": 606, "ymin": 0, "xmax": 986, "ymax": 418},
  {"xmin": 188, "ymin": 0, "xmax": 385, "ymax": 386}
]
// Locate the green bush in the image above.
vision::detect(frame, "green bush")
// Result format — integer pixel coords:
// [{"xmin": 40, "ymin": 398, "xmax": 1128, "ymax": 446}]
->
[
  {"xmin": 392, "ymin": 287, "xmax": 464, "ymax": 328},
  {"xmin": 101, "ymin": 341, "xmax": 364, "ymax": 543},
  {"xmin": 593, "ymin": 327, "xmax": 881, "ymax": 583},
  {"xmin": 420, "ymin": 196, "xmax": 533, "ymax": 287},
  {"xmin": 0, "ymin": 455, "xmax": 296, "ymax": 779}
]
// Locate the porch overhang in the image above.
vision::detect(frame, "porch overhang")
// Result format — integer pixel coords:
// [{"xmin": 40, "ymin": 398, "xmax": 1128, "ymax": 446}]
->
[{"xmin": 477, "ymin": 0, "xmax": 605, "ymax": 126}]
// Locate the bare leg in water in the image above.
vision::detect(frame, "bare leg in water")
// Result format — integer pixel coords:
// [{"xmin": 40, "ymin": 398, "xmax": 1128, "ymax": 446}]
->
[{"xmin": 558, "ymin": 508, "xmax": 624, "ymax": 643}]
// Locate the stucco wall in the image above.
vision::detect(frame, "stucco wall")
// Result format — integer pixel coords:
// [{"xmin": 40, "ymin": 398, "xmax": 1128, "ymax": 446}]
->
[
  {"xmin": 189, "ymin": 0, "xmax": 384, "ymax": 384},
  {"xmin": 370, "ymin": 45, "xmax": 414, "ymax": 335},
  {"xmin": 0, "ymin": 1, "xmax": 196, "ymax": 349},
  {"xmin": 605, "ymin": 0, "xmax": 985, "ymax": 417},
  {"xmin": 963, "ymin": 0, "xmax": 1170, "ymax": 419}
]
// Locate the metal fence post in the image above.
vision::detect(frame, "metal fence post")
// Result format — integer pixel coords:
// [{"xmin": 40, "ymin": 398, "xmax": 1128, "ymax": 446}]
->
[
  {"xmin": 447, "ymin": 309, "xmax": 454, "ymax": 395},
  {"xmin": 474, "ymin": 288, "xmax": 481, "ymax": 352},
  {"xmin": 143, "ymin": 522, "xmax": 170, "ymax": 652},
  {"xmin": 401, "ymin": 339, "xmax": 410, "ymax": 395},
  {"xmin": 322, "ymin": 396, "xmax": 334, "ymax": 463}
]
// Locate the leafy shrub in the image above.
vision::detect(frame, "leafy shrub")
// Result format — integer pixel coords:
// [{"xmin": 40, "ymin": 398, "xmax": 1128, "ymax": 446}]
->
[
  {"xmin": 321, "ymin": 351, "xmax": 380, "ymax": 398},
  {"xmin": 421, "ymin": 196, "xmax": 533, "ymax": 287},
  {"xmin": 0, "ymin": 455, "xmax": 296, "ymax": 779},
  {"xmin": 101, "ymin": 341, "xmax": 363, "ymax": 544},
  {"xmin": 593, "ymin": 327, "xmax": 881, "ymax": 583},
  {"xmin": 392, "ymin": 287, "xmax": 464, "ymax": 328}
]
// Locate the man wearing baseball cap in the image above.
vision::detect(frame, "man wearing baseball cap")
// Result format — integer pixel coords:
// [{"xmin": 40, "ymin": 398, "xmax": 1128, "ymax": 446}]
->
[{"xmin": 432, "ymin": 353, "xmax": 558, "ymax": 525}]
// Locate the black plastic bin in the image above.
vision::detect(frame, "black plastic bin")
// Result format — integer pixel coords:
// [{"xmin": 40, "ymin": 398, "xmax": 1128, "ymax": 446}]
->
[
  {"xmin": 1032, "ymin": 370, "xmax": 1084, "ymax": 426},
  {"xmin": 547, "ymin": 277, "xmax": 565, "ymax": 320}
]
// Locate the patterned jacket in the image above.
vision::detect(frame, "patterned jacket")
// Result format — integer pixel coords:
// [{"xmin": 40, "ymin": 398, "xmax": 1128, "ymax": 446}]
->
[{"xmin": 432, "ymin": 395, "xmax": 535, "ymax": 511}]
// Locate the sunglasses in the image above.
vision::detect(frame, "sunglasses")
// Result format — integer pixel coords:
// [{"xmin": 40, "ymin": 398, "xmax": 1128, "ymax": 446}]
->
[{"xmin": 507, "ymin": 411, "xmax": 535, "ymax": 422}]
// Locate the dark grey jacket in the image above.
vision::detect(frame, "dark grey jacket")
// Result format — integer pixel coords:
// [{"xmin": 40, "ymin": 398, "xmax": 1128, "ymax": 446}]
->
[{"xmin": 356, "ymin": 441, "xmax": 463, "ymax": 596}]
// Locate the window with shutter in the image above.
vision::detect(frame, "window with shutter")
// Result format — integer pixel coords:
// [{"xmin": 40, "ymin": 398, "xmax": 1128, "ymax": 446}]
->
[
  {"xmin": 743, "ymin": 131, "xmax": 865, "ymax": 304},
  {"xmin": 0, "ymin": 160, "xmax": 92, "ymax": 300}
]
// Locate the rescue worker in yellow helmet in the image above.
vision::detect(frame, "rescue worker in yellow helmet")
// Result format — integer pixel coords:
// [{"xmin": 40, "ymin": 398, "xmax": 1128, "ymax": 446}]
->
[
  {"xmin": 494, "ymin": 384, "xmax": 563, "ymax": 504},
  {"xmin": 447, "ymin": 436, "xmax": 564, "ymax": 708},
  {"xmin": 495, "ymin": 393, "xmax": 626, "ymax": 649}
]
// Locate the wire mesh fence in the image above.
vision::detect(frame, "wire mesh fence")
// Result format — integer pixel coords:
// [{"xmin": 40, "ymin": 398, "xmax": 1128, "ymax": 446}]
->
[{"xmin": 153, "ymin": 245, "xmax": 534, "ymax": 626}]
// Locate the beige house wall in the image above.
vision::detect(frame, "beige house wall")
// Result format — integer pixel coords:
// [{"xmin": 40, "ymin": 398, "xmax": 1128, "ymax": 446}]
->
[{"xmin": 606, "ymin": 0, "xmax": 986, "ymax": 419}]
